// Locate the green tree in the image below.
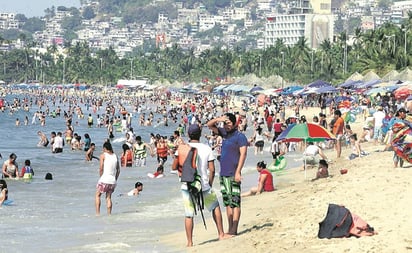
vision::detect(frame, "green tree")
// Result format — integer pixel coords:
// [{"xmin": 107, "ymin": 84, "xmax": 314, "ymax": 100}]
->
[
  {"xmin": 22, "ymin": 17, "xmax": 45, "ymax": 33},
  {"xmin": 82, "ymin": 6, "xmax": 96, "ymax": 20}
]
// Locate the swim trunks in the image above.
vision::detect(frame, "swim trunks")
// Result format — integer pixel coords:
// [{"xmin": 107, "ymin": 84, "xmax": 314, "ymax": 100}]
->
[
  {"xmin": 220, "ymin": 176, "xmax": 241, "ymax": 208},
  {"xmin": 96, "ymin": 182, "xmax": 116, "ymax": 194}
]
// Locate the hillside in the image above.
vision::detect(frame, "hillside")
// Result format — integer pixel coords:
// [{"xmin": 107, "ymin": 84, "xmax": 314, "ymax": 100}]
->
[{"xmin": 97, "ymin": 0, "xmax": 233, "ymax": 23}]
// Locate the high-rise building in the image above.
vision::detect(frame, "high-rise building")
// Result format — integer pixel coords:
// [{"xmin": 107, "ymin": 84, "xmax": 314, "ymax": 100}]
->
[{"xmin": 264, "ymin": 0, "xmax": 334, "ymax": 49}]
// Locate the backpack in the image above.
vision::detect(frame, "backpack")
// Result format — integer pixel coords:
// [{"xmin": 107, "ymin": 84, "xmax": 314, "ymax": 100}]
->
[
  {"xmin": 176, "ymin": 143, "xmax": 207, "ymax": 229},
  {"xmin": 318, "ymin": 204, "xmax": 353, "ymax": 239},
  {"xmin": 318, "ymin": 204, "xmax": 376, "ymax": 239}
]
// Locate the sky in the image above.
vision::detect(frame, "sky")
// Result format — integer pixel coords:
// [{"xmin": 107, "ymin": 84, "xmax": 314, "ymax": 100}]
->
[{"xmin": 0, "ymin": 0, "xmax": 80, "ymax": 17}]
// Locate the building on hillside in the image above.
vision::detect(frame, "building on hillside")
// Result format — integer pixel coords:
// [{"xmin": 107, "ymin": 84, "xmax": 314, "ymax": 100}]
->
[{"xmin": 264, "ymin": 0, "xmax": 334, "ymax": 49}]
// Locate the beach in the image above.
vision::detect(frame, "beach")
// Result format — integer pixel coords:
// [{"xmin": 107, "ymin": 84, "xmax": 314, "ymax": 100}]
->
[{"xmin": 162, "ymin": 106, "xmax": 412, "ymax": 253}]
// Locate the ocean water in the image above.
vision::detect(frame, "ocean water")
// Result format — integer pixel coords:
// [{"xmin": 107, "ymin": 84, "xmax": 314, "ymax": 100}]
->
[{"xmin": 0, "ymin": 91, "xmax": 302, "ymax": 253}]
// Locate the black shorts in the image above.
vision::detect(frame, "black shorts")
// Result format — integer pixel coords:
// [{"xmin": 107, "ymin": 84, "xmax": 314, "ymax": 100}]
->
[{"xmin": 255, "ymin": 140, "xmax": 264, "ymax": 148}]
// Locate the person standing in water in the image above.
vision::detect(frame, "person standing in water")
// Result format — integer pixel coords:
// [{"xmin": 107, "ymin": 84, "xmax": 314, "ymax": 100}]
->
[{"xmin": 95, "ymin": 141, "xmax": 120, "ymax": 216}]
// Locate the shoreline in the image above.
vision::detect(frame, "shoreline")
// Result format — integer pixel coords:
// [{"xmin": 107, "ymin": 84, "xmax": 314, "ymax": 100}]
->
[{"xmin": 160, "ymin": 106, "xmax": 412, "ymax": 253}]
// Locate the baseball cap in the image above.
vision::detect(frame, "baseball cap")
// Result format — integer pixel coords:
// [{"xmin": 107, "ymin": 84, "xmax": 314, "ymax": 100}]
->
[{"xmin": 188, "ymin": 124, "xmax": 201, "ymax": 135}]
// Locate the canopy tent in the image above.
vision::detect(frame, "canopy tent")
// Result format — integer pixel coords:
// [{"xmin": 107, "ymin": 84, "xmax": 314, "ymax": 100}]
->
[
  {"xmin": 357, "ymin": 79, "xmax": 381, "ymax": 89},
  {"xmin": 381, "ymin": 70, "xmax": 400, "ymax": 82},
  {"xmin": 307, "ymin": 80, "xmax": 332, "ymax": 88},
  {"xmin": 316, "ymin": 85, "xmax": 339, "ymax": 93},
  {"xmin": 396, "ymin": 68, "xmax": 412, "ymax": 82},
  {"xmin": 362, "ymin": 71, "xmax": 380, "ymax": 82},
  {"xmin": 338, "ymin": 79, "xmax": 363, "ymax": 89},
  {"xmin": 346, "ymin": 72, "xmax": 364, "ymax": 81},
  {"xmin": 280, "ymin": 86, "xmax": 304, "ymax": 95}
]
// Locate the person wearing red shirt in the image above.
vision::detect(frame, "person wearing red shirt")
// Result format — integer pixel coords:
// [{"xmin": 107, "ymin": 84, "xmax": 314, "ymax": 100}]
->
[
  {"xmin": 332, "ymin": 109, "xmax": 345, "ymax": 158},
  {"xmin": 241, "ymin": 161, "xmax": 274, "ymax": 197}
]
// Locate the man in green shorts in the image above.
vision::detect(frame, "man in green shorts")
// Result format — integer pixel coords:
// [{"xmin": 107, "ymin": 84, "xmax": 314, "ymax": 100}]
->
[{"xmin": 207, "ymin": 113, "xmax": 248, "ymax": 235}]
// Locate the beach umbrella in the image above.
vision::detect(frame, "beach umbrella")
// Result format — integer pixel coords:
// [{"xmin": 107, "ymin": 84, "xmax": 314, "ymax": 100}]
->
[
  {"xmin": 276, "ymin": 123, "xmax": 335, "ymax": 178},
  {"xmin": 276, "ymin": 123, "xmax": 335, "ymax": 143},
  {"xmin": 394, "ymin": 86, "xmax": 412, "ymax": 99},
  {"xmin": 250, "ymin": 86, "xmax": 264, "ymax": 93}
]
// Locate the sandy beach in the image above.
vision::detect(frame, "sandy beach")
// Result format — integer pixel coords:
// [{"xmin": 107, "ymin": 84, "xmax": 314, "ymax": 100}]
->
[{"xmin": 161, "ymin": 106, "xmax": 412, "ymax": 253}]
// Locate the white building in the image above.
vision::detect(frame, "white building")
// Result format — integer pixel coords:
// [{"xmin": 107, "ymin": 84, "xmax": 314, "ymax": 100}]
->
[{"xmin": 264, "ymin": 0, "xmax": 334, "ymax": 49}]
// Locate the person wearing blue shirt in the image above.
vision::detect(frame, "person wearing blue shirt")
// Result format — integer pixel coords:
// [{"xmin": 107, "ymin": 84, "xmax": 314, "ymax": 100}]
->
[{"xmin": 207, "ymin": 112, "xmax": 248, "ymax": 235}]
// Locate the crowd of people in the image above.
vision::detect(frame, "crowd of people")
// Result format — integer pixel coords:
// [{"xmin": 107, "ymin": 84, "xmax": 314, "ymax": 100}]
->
[{"xmin": 0, "ymin": 86, "xmax": 410, "ymax": 246}]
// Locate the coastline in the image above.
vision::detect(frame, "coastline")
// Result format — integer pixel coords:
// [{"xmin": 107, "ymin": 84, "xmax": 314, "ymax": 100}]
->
[{"xmin": 161, "ymin": 107, "xmax": 412, "ymax": 253}]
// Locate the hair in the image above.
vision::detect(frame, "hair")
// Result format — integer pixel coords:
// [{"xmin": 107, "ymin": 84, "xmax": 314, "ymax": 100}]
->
[
  {"xmin": 350, "ymin": 133, "xmax": 358, "ymax": 141},
  {"xmin": 9, "ymin": 153, "xmax": 17, "ymax": 160},
  {"xmin": 225, "ymin": 113, "xmax": 237, "ymax": 125},
  {"xmin": 25, "ymin": 159, "xmax": 30, "ymax": 166},
  {"xmin": 135, "ymin": 135, "xmax": 142, "ymax": 142},
  {"xmin": 319, "ymin": 159, "xmax": 328, "ymax": 168},
  {"xmin": 189, "ymin": 130, "xmax": 201, "ymax": 141},
  {"xmin": 122, "ymin": 144, "xmax": 130, "ymax": 151},
  {"xmin": 345, "ymin": 124, "xmax": 351, "ymax": 130},
  {"xmin": 0, "ymin": 179, "xmax": 7, "ymax": 189},
  {"xmin": 334, "ymin": 109, "xmax": 342, "ymax": 117},
  {"xmin": 90, "ymin": 142, "xmax": 95, "ymax": 147},
  {"xmin": 45, "ymin": 173, "xmax": 53, "ymax": 180},
  {"xmin": 135, "ymin": 181, "xmax": 143, "ymax": 188},
  {"xmin": 174, "ymin": 130, "xmax": 180, "ymax": 136},
  {"xmin": 103, "ymin": 141, "xmax": 113, "ymax": 152},
  {"xmin": 257, "ymin": 161, "xmax": 267, "ymax": 168},
  {"xmin": 84, "ymin": 133, "xmax": 90, "ymax": 139}
]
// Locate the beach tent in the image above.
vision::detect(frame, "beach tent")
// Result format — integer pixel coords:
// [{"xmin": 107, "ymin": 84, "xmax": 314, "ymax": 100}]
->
[
  {"xmin": 381, "ymin": 70, "xmax": 400, "ymax": 82},
  {"xmin": 346, "ymin": 72, "xmax": 364, "ymax": 81},
  {"xmin": 357, "ymin": 79, "xmax": 381, "ymax": 89},
  {"xmin": 316, "ymin": 85, "xmax": 339, "ymax": 93},
  {"xmin": 338, "ymin": 79, "xmax": 363, "ymax": 89},
  {"xmin": 280, "ymin": 86, "xmax": 303, "ymax": 96},
  {"xmin": 362, "ymin": 71, "xmax": 380, "ymax": 82},
  {"xmin": 307, "ymin": 80, "xmax": 331, "ymax": 88},
  {"xmin": 396, "ymin": 68, "xmax": 412, "ymax": 82}
]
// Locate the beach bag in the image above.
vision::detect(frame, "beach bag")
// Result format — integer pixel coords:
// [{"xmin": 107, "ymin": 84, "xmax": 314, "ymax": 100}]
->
[{"xmin": 318, "ymin": 204, "xmax": 353, "ymax": 239}]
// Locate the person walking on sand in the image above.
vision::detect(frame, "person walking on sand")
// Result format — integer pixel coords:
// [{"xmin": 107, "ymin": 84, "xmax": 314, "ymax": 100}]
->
[
  {"xmin": 172, "ymin": 124, "xmax": 231, "ymax": 247},
  {"xmin": 207, "ymin": 113, "xmax": 248, "ymax": 235},
  {"xmin": 332, "ymin": 109, "xmax": 345, "ymax": 158},
  {"xmin": 95, "ymin": 141, "xmax": 120, "ymax": 216}
]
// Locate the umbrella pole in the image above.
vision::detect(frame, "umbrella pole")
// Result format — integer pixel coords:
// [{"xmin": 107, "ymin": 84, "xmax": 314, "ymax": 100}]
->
[{"xmin": 304, "ymin": 140, "xmax": 307, "ymax": 180}]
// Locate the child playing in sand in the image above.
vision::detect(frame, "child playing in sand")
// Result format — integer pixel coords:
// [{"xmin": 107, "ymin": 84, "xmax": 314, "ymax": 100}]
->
[
  {"xmin": 312, "ymin": 159, "xmax": 329, "ymax": 181},
  {"xmin": 348, "ymin": 134, "xmax": 368, "ymax": 160}
]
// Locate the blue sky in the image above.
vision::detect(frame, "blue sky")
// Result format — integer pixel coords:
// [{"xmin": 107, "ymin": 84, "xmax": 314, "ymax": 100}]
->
[{"xmin": 0, "ymin": 0, "xmax": 80, "ymax": 17}]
